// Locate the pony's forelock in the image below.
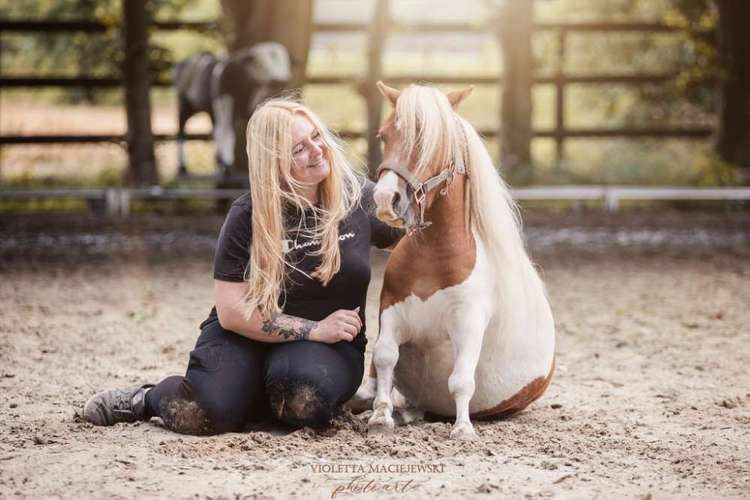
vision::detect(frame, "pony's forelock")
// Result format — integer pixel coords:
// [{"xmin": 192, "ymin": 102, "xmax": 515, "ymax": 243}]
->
[{"xmin": 395, "ymin": 86, "xmax": 468, "ymax": 178}]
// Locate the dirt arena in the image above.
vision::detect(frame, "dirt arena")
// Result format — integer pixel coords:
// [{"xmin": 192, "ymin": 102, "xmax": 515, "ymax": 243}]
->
[{"xmin": 1, "ymin": 211, "xmax": 749, "ymax": 499}]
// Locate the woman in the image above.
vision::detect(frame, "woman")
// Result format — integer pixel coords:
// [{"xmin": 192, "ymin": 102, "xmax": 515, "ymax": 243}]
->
[{"xmin": 83, "ymin": 98, "xmax": 402, "ymax": 435}]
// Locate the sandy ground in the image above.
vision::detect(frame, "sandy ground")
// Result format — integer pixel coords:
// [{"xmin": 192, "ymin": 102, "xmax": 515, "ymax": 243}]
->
[{"xmin": 1, "ymin": 211, "xmax": 749, "ymax": 499}]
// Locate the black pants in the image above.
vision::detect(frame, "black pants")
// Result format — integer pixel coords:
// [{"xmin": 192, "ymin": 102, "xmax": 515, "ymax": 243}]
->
[{"xmin": 145, "ymin": 318, "xmax": 364, "ymax": 435}]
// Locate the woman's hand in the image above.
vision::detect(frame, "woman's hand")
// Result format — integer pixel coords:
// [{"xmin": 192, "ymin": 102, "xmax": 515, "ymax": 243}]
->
[{"xmin": 310, "ymin": 307, "xmax": 362, "ymax": 344}]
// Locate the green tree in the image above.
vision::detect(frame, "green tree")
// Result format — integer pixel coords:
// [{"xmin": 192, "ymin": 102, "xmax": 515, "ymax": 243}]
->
[{"xmin": 2, "ymin": 0, "xmax": 193, "ymax": 103}]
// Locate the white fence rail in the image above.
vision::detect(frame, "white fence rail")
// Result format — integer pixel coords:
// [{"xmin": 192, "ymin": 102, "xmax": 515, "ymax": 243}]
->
[{"xmin": 1, "ymin": 186, "xmax": 749, "ymax": 216}]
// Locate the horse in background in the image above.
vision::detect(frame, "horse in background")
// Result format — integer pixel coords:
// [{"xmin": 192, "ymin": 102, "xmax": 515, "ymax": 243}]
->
[
  {"xmin": 173, "ymin": 42, "xmax": 290, "ymax": 180},
  {"xmin": 361, "ymin": 82, "xmax": 555, "ymax": 440}
]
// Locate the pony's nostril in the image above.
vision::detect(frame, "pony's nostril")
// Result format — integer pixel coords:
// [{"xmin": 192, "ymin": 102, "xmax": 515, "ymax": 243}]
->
[{"xmin": 391, "ymin": 192, "xmax": 401, "ymax": 213}]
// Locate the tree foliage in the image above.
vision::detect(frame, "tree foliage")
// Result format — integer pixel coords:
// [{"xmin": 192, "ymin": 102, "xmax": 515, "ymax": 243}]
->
[{"xmin": 2, "ymin": 0, "xmax": 194, "ymax": 103}]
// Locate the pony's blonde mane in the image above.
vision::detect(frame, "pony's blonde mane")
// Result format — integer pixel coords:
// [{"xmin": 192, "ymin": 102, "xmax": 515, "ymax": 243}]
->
[
  {"xmin": 395, "ymin": 86, "xmax": 468, "ymax": 178},
  {"xmin": 396, "ymin": 85, "xmax": 550, "ymax": 337}
]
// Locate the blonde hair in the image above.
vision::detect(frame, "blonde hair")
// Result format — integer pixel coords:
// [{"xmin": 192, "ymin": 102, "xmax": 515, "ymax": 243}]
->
[{"xmin": 242, "ymin": 98, "xmax": 363, "ymax": 320}]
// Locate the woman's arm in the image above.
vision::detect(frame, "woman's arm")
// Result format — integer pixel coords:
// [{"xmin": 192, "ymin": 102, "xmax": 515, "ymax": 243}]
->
[{"xmin": 214, "ymin": 280, "xmax": 362, "ymax": 344}]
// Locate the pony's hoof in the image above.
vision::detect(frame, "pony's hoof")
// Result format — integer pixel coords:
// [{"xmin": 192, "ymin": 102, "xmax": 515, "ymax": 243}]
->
[
  {"xmin": 450, "ymin": 422, "xmax": 477, "ymax": 440},
  {"xmin": 367, "ymin": 414, "xmax": 395, "ymax": 434}
]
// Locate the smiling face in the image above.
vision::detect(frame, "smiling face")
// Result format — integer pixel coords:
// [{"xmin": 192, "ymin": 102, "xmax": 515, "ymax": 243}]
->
[{"xmin": 289, "ymin": 113, "xmax": 330, "ymax": 198}]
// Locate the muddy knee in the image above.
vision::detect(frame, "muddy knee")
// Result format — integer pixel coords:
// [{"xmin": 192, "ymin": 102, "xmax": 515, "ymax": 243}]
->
[
  {"xmin": 268, "ymin": 381, "xmax": 333, "ymax": 429},
  {"xmin": 157, "ymin": 397, "xmax": 217, "ymax": 435},
  {"xmin": 159, "ymin": 396, "xmax": 248, "ymax": 435}
]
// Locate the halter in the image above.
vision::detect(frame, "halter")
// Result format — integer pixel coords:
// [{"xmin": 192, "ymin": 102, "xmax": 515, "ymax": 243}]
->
[{"xmin": 376, "ymin": 159, "xmax": 465, "ymax": 233}]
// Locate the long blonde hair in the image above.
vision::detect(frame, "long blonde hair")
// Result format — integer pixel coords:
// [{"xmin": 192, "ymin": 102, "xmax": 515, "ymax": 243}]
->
[{"xmin": 242, "ymin": 98, "xmax": 363, "ymax": 320}]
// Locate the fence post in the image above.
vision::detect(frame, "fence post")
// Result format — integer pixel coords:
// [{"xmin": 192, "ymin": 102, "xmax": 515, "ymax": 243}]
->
[
  {"xmin": 122, "ymin": 0, "xmax": 159, "ymax": 186},
  {"xmin": 715, "ymin": 1, "xmax": 750, "ymax": 185},
  {"xmin": 497, "ymin": 0, "xmax": 534, "ymax": 183},
  {"xmin": 363, "ymin": 0, "xmax": 389, "ymax": 177}
]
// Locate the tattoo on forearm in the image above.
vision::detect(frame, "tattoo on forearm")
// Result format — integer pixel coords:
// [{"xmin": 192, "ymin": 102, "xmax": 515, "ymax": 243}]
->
[{"xmin": 261, "ymin": 313, "xmax": 316, "ymax": 341}]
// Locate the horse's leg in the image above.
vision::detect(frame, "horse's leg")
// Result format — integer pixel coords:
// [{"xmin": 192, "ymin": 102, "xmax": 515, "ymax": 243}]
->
[
  {"xmin": 367, "ymin": 312, "xmax": 400, "ymax": 433},
  {"xmin": 212, "ymin": 94, "xmax": 235, "ymax": 178},
  {"xmin": 347, "ymin": 361, "xmax": 419, "ymax": 423},
  {"xmin": 176, "ymin": 97, "xmax": 191, "ymax": 177},
  {"xmin": 447, "ymin": 310, "xmax": 490, "ymax": 440}
]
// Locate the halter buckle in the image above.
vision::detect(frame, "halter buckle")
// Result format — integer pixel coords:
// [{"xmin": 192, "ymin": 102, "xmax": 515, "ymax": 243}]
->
[{"xmin": 440, "ymin": 168, "xmax": 456, "ymax": 196}]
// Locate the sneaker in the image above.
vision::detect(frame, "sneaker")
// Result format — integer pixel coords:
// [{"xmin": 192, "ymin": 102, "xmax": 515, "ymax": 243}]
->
[{"xmin": 83, "ymin": 384, "xmax": 154, "ymax": 426}]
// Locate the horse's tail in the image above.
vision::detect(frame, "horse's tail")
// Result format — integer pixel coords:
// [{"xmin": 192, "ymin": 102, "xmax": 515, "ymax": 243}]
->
[{"xmin": 460, "ymin": 117, "xmax": 552, "ymax": 339}]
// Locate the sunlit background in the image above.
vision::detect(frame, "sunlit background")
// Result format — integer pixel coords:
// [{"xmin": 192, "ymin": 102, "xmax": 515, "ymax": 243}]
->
[{"xmin": 0, "ymin": 0, "xmax": 731, "ymax": 190}]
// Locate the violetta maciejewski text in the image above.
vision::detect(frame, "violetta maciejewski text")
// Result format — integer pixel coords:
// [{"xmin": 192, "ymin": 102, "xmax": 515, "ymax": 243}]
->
[{"xmin": 310, "ymin": 463, "xmax": 446, "ymax": 474}]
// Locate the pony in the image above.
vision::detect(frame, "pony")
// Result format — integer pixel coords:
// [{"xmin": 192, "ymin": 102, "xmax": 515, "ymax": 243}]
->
[
  {"xmin": 357, "ymin": 82, "xmax": 555, "ymax": 440},
  {"xmin": 173, "ymin": 42, "xmax": 291, "ymax": 179}
]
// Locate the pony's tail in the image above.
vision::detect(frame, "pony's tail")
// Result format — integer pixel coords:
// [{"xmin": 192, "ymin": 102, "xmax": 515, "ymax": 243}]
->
[{"xmin": 460, "ymin": 117, "xmax": 550, "ymax": 335}]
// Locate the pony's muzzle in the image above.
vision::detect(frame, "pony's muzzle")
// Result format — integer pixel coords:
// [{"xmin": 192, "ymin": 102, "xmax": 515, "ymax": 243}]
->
[
  {"xmin": 373, "ymin": 188, "xmax": 400, "ymax": 224},
  {"xmin": 374, "ymin": 170, "xmax": 411, "ymax": 226}
]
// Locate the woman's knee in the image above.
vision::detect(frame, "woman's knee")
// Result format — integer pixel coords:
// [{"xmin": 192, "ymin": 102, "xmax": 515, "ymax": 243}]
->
[
  {"xmin": 156, "ymin": 379, "xmax": 245, "ymax": 435},
  {"xmin": 267, "ymin": 379, "xmax": 336, "ymax": 429}
]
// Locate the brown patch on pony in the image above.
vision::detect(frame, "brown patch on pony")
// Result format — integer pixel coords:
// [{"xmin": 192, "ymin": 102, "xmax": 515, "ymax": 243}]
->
[
  {"xmin": 380, "ymin": 176, "xmax": 476, "ymax": 311},
  {"xmin": 159, "ymin": 398, "xmax": 214, "ymax": 436},
  {"xmin": 471, "ymin": 357, "xmax": 556, "ymax": 420},
  {"xmin": 375, "ymin": 92, "xmax": 476, "ymax": 311}
]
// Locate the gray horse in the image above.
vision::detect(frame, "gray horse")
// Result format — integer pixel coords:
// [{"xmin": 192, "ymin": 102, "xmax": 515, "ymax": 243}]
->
[{"xmin": 173, "ymin": 42, "xmax": 291, "ymax": 180}]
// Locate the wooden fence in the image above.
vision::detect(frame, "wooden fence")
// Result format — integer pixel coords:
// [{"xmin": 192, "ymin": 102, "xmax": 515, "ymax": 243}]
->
[{"xmin": 0, "ymin": 8, "xmax": 714, "ymax": 175}]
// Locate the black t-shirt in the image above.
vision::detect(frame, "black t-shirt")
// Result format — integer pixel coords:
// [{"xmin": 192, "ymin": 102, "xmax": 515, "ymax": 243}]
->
[{"xmin": 208, "ymin": 179, "xmax": 402, "ymax": 353}]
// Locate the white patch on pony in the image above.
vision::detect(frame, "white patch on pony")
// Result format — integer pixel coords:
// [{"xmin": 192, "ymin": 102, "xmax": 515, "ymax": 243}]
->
[
  {"xmin": 380, "ymin": 232, "xmax": 555, "ymax": 417},
  {"xmin": 212, "ymin": 95, "xmax": 235, "ymax": 167},
  {"xmin": 244, "ymin": 42, "xmax": 291, "ymax": 84},
  {"xmin": 373, "ymin": 171, "xmax": 402, "ymax": 220},
  {"xmin": 177, "ymin": 138, "xmax": 187, "ymax": 169}
]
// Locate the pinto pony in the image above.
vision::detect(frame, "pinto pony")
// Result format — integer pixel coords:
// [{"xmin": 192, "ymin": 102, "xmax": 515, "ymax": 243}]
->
[
  {"xmin": 173, "ymin": 43, "xmax": 290, "ymax": 178},
  {"xmin": 361, "ymin": 82, "xmax": 555, "ymax": 439}
]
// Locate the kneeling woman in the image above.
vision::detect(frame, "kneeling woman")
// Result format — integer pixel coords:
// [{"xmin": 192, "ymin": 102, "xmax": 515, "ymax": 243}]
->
[{"xmin": 83, "ymin": 99, "xmax": 401, "ymax": 434}]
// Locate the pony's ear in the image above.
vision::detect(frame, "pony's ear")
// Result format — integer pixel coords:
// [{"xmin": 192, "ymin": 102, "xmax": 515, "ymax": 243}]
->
[
  {"xmin": 446, "ymin": 86, "xmax": 473, "ymax": 109},
  {"xmin": 376, "ymin": 81, "xmax": 401, "ymax": 106}
]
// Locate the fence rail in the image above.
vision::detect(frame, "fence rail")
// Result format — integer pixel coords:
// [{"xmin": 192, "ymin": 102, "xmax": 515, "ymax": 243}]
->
[
  {"xmin": 0, "ymin": 72, "xmax": 680, "ymax": 88},
  {"xmin": 1, "ymin": 16, "xmax": 710, "ymax": 171},
  {"xmin": 0, "ymin": 127, "xmax": 713, "ymax": 146},
  {"xmin": 1, "ymin": 186, "xmax": 746, "ymax": 216}
]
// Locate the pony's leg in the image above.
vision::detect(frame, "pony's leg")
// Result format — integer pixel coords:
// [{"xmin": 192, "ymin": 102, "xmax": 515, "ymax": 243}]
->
[
  {"xmin": 212, "ymin": 94, "xmax": 235, "ymax": 176},
  {"xmin": 346, "ymin": 363, "xmax": 418, "ymax": 424},
  {"xmin": 367, "ymin": 312, "xmax": 400, "ymax": 433},
  {"xmin": 176, "ymin": 98, "xmax": 191, "ymax": 177},
  {"xmin": 447, "ymin": 311, "xmax": 490, "ymax": 440}
]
